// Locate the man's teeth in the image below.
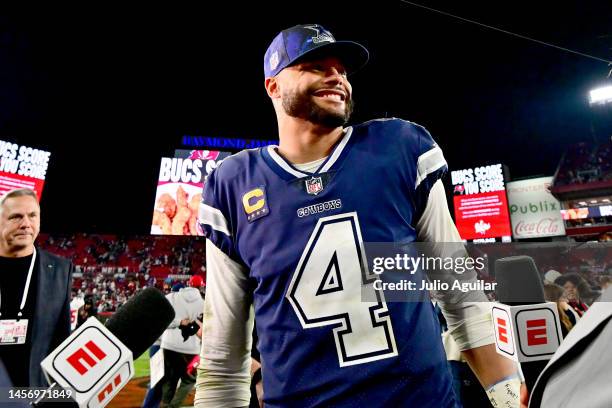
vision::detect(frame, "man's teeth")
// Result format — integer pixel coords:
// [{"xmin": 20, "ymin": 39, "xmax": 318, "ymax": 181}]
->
[{"xmin": 319, "ymin": 94, "xmax": 343, "ymax": 101}]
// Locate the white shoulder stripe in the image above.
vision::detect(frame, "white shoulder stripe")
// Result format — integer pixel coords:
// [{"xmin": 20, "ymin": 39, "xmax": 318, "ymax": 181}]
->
[
  {"xmin": 320, "ymin": 127, "xmax": 353, "ymax": 172},
  {"xmin": 198, "ymin": 203, "xmax": 232, "ymax": 237},
  {"xmin": 267, "ymin": 146, "xmax": 307, "ymax": 178},
  {"xmin": 415, "ymin": 145, "xmax": 447, "ymax": 188}
]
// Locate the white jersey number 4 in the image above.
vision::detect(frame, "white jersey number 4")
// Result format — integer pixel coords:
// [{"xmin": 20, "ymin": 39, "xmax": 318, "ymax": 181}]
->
[{"xmin": 286, "ymin": 212, "xmax": 398, "ymax": 367}]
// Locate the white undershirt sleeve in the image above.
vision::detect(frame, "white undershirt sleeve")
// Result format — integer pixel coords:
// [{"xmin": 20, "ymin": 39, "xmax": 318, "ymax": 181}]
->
[
  {"xmin": 194, "ymin": 239, "xmax": 254, "ymax": 408},
  {"xmin": 416, "ymin": 179, "xmax": 494, "ymax": 350}
]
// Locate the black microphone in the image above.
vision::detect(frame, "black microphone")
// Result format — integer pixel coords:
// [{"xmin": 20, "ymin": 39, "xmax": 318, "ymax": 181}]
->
[
  {"xmin": 496, "ymin": 256, "xmax": 545, "ymax": 306},
  {"xmin": 494, "ymin": 256, "xmax": 563, "ymax": 393},
  {"xmin": 104, "ymin": 287, "xmax": 176, "ymax": 358},
  {"xmin": 37, "ymin": 287, "xmax": 175, "ymax": 407}
]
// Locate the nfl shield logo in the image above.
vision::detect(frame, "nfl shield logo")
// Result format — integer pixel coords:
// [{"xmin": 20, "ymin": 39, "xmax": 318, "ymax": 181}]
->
[{"xmin": 305, "ymin": 177, "xmax": 324, "ymax": 195}]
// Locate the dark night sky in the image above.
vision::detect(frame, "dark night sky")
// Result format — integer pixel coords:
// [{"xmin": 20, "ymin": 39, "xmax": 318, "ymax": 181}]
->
[{"xmin": 0, "ymin": 2, "xmax": 611, "ymax": 234}]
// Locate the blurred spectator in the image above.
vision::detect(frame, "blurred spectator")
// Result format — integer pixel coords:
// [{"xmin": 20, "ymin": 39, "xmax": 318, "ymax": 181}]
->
[
  {"xmin": 555, "ymin": 273, "xmax": 590, "ymax": 316},
  {"xmin": 189, "ymin": 274, "xmax": 206, "ymax": 299},
  {"xmin": 576, "ymin": 276, "xmax": 600, "ymax": 306},
  {"xmin": 163, "ymin": 277, "xmax": 173, "ymax": 294},
  {"xmin": 543, "ymin": 283, "xmax": 578, "ymax": 337},
  {"xmin": 159, "ymin": 276, "xmax": 205, "ymax": 408},
  {"xmin": 543, "ymin": 269, "xmax": 562, "ymax": 285},
  {"xmin": 69, "ymin": 291, "xmax": 85, "ymax": 331},
  {"xmin": 77, "ymin": 294, "xmax": 98, "ymax": 328}
]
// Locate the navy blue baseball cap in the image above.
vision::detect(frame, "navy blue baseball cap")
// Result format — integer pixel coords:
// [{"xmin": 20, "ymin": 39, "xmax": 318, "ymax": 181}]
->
[{"xmin": 264, "ymin": 24, "xmax": 369, "ymax": 77}]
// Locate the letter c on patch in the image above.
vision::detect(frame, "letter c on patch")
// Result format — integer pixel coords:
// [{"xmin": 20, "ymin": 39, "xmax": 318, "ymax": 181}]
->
[{"xmin": 243, "ymin": 188, "xmax": 265, "ymax": 214}]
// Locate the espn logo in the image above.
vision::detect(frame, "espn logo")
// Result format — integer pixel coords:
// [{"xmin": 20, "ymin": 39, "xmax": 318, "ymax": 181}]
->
[
  {"xmin": 526, "ymin": 319, "xmax": 548, "ymax": 346},
  {"xmin": 98, "ymin": 374, "xmax": 121, "ymax": 403},
  {"xmin": 67, "ymin": 341, "xmax": 107, "ymax": 375},
  {"xmin": 497, "ymin": 317, "xmax": 509, "ymax": 343},
  {"xmin": 89, "ymin": 362, "xmax": 132, "ymax": 408},
  {"xmin": 516, "ymin": 309, "xmax": 561, "ymax": 357},
  {"xmin": 492, "ymin": 307, "xmax": 514, "ymax": 356},
  {"xmin": 52, "ymin": 326, "xmax": 122, "ymax": 393}
]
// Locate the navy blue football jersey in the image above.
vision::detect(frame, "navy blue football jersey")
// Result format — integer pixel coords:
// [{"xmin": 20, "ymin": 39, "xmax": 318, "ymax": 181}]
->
[{"xmin": 200, "ymin": 118, "xmax": 456, "ymax": 407}]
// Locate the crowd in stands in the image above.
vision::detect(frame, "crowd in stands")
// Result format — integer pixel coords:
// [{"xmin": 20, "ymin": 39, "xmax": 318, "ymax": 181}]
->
[
  {"xmin": 38, "ymin": 233, "xmax": 206, "ymax": 312},
  {"xmin": 38, "ymin": 234, "xmax": 610, "ymax": 315},
  {"xmin": 553, "ymin": 141, "xmax": 612, "ymax": 186}
]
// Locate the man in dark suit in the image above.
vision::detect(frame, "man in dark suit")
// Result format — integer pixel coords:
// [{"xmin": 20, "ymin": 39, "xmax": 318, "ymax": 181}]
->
[{"xmin": 0, "ymin": 188, "xmax": 73, "ymax": 388}]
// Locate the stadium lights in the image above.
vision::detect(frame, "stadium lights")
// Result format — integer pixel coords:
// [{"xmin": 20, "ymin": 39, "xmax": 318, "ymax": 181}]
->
[{"xmin": 589, "ymin": 84, "xmax": 612, "ymax": 105}]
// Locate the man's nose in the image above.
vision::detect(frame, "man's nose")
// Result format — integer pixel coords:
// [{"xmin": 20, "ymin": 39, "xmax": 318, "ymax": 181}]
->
[
  {"xmin": 19, "ymin": 216, "xmax": 33, "ymax": 228},
  {"xmin": 325, "ymin": 67, "xmax": 345, "ymax": 83}
]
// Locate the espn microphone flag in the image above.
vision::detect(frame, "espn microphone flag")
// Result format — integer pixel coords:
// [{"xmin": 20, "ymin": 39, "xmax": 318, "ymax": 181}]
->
[
  {"xmin": 492, "ymin": 255, "xmax": 563, "ymax": 392},
  {"xmin": 41, "ymin": 318, "xmax": 132, "ymax": 408},
  {"xmin": 40, "ymin": 288, "xmax": 175, "ymax": 407},
  {"xmin": 492, "ymin": 303, "xmax": 563, "ymax": 362}
]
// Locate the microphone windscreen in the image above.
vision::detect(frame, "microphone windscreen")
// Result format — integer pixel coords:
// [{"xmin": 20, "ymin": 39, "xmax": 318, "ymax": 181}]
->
[
  {"xmin": 104, "ymin": 287, "xmax": 175, "ymax": 358},
  {"xmin": 495, "ymin": 255, "xmax": 545, "ymax": 305}
]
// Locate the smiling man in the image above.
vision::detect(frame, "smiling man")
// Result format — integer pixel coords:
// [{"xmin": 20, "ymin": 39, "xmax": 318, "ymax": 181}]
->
[
  {"xmin": 195, "ymin": 24, "xmax": 520, "ymax": 407},
  {"xmin": 0, "ymin": 188, "xmax": 73, "ymax": 388}
]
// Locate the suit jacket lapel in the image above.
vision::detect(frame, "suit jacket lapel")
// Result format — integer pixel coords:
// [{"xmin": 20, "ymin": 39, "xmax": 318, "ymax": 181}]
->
[{"xmin": 29, "ymin": 249, "xmax": 56, "ymax": 386}]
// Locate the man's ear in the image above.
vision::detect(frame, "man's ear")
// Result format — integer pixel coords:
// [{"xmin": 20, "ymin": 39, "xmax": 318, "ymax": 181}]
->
[{"xmin": 265, "ymin": 77, "xmax": 280, "ymax": 99}]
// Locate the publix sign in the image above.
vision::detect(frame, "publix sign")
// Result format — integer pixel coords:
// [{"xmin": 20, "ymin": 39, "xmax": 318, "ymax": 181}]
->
[{"xmin": 506, "ymin": 177, "xmax": 566, "ymax": 239}]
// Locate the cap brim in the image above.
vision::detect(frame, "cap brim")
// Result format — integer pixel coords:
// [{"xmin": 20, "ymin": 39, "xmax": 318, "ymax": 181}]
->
[{"xmin": 290, "ymin": 40, "xmax": 369, "ymax": 75}]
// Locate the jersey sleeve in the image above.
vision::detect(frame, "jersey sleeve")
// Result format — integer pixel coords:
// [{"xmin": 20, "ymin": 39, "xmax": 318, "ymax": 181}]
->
[
  {"xmin": 416, "ymin": 179, "xmax": 494, "ymax": 351},
  {"xmin": 195, "ymin": 240, "xmax": 254, "ymax": 408},
  {"xmin": 409, "ymin": 122, "xmax": 449, "ymax": 224},
  {"xmin": 195, "ymin": 161, "xmax": 254, "ymax": 407},
  {"xmin": 198, "ymin": 166, "xmax": 242, "ymax": 263}
]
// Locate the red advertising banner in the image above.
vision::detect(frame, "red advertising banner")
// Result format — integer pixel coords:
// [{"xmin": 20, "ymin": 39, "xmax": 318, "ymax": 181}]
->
[
  {"xmin": 453, "ymin": 190, "xmax": 512, "ymax": 240},
  {"xmin": 0, "ymin": 140, "xmax": 50, "ymax": 200},
  {"xmin": 451, "ymin": 164, "xmax": 512, "ymax": 241},
  {"xmin": 151, "ymin": 150, "xmax": 231, "ymax": 236}
]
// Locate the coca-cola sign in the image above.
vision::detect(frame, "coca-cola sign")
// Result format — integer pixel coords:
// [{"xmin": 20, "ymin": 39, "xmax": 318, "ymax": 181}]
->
[
  {"xmin": 507, "ymin": 177, "xmax": 565, "ymax": 239},
  {"xmin": 514, "ymin": 218, "xmax": 562, "ymax": 236}
]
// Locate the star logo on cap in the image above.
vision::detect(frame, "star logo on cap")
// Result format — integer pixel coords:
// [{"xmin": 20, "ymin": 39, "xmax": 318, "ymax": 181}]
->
[
  {"xmin": 269, "ymin": 51, "xmax": 279, "ymax": 71},
  {"xmin": 303, "ymin": 24, "xmax": 334, "ymax": 44}
]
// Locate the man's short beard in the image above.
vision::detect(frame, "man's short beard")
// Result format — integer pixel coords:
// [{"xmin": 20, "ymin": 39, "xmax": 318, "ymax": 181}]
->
[{"xmin": 282, "ymin": 88, "xmax": 353, "ymax": 128}]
